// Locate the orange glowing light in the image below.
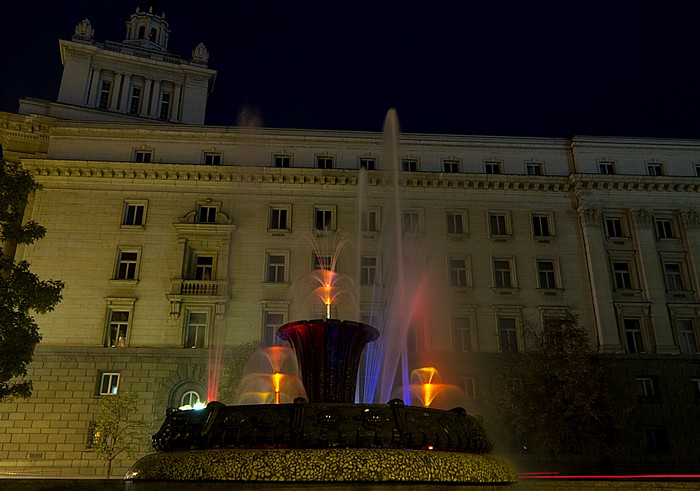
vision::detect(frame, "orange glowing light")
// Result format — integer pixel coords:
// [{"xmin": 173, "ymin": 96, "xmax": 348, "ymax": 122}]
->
[{"xmin": 271, "ymin": 372, "xmax": 284, "ymax": 404}]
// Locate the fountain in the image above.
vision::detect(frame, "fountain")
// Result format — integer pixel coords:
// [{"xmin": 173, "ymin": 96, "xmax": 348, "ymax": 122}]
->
[
  {"xmin": 125, "ymin": 109, "xmax": 516, "ymax": 486},
  {"xmin": 235, "ymin": 346, "xmax": 306, "ymax": 405}
]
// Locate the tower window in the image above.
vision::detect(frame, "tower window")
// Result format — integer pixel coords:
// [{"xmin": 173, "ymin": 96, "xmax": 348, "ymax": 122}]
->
[
  {"xmin": 129, "ymin": 87, "xmax": 141, "ymax": 114},
  {"xmin": 98, "ymin": 81, "xmax": 112, "ymax": 110},
  {"xmin": 159, "ymin": 92, "xmax": 171, "ymax": 120}
]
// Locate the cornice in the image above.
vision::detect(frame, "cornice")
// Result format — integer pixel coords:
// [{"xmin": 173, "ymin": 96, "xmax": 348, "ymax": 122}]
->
[
  {"xmin": 24, "ymin": 159, "xmax": 573, "ymax": 192},
  {"xmin": 569, "ymin": 173, "xmax": 700, "ymax": 194}
]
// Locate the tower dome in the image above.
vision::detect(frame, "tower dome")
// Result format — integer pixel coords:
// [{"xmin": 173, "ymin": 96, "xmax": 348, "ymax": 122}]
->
[{"xmin": 123, "ymin": 2, "xmax": 171, "ymax": 52}]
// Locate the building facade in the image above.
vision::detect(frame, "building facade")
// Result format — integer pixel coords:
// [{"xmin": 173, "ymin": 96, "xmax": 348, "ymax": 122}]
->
[{"xmin": 0, "ymin": 5, "xmax": 699, "ymax": 477}]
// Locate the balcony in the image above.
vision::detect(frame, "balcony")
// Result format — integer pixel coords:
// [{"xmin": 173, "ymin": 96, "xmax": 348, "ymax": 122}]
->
[{"xmin": 171, "ymin": 279, "xmax": 227, "ymax": 296}]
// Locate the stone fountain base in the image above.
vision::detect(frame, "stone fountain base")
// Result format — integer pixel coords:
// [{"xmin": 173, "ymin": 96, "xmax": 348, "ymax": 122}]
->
[{"xmin": 126, "ymin": 447, "xmax": 517, "ymax": 484}]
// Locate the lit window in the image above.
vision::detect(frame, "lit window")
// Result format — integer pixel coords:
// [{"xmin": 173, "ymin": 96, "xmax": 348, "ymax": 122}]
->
[
  {"xmin": 314, "ymin": 207, "xmax": 335, "ymax": 231},
  {"xmin": 98, "ymin": 372, "xmax": 120, "ymax": 395},
  {"xmin": 605, "ymin": 218, "xmax": 625, "ymax": 238},
  {"xmin": 129, "ymin": 86, "xmax": 141, "ymax": 114},
  {"xmin": 443, "ymin": 159, "xmax": 460, "ymax": 173},
  {"xmin": 532, "ymin": 214, "xmax": 552, "ymax": 237},
  {"xmin": 133, "ymin": 150, "xmax": 152, "ymax": 163},
  {"xmin": 612, "ymin": 261, "xmax": 633, "ymax": 289},
  {"xmin": 361, "ymin": 209, "xmax": 379, "ymax": 232},
  {"xmin": 269, "ymin": 206, "xmax": 290, "ymax": 230},
  {"xmin": 655, "ymin": 219, "xmax": 674, "ymax": 239},
  {"xmin": 359, "ymin": 158, "xmax": 376, "ymax": 170},
  {"xmin": 451, "ymin": 315, "xmax": 472, "ymax": 352},
  {"xmin": 194, "ymin": 255, "xmax": 214, "ymax": 280},
  {"xmin": 489, "ymin": 213, "xmax": 509, "ymax": 236},
  {"xmin": 266, "ymin": 253, "xmax": 288, "ymax": 283},
  {"xmin": 525, "ymin": 162, "xmax": 543, "ymax": 175},
  {"xmin": 401, "ymin": 159, "xmax": 418, "ymax": 172},
  {"xmin": 115, "ymin": 250, "xmax": 139, "ymax": 280},
  {"xmin": 274, "ymin": 155, "xmax": 291, "ymax": 168},
  {"xmin": 203, "ymin": 152, "xmax": 222, "ymax": 165},
  {"xmin": 159, "ymin": 92, "xmax": 171, "ymax": 120},
  {"xmin": 493, "ymin": 259, "xmax": 513, "ymax": 288},
  {"xmin": 316, "ymin": 156, "xmax": 334, "ymax": 169},
  {"xmin": 599, "ymin": 161, "xmax": 615, "ymax": 174},
  {"xmin": 537, "ymin": 260, "xmax": 557, "ymax": 289},
  {"xmin": 197, "ymin": 205, "xmax": 217, "ymax": 223},
  {"xmin": 122, "ymin": 202, "xmax": 146, "ymax": 227},
  {"xmin": 624, "ymin": 318, "xmax": 645, "ymax": 354},
  {"xmin": 402, "ymin": 211, "xmax": 421, "ymax": 233},
  {"xmin": 98, "ymin": 80, "xmax": 112, "ymax": 109},
  {"xmin": 360, "ymin": 256, "xmax": 378, "ymax": 285},
  {"xmin": 184, "ymin": 311, "xmax": 208, "ymax": 348},
  {"xmin": 484, "ymin": 161, "xmax": 501, "ymax": 174},
  {"xmin": 498, "ymin": 317, "xmax": 519, "ymax": 353},
  {"xmin": 263, "ymin": 311, "xmax": 286, "ymax": 346},
  {"xmin": 446, "ymin": 211, "xmax": 465, "ymax": 235},
  {"xmin": 664, "ymin": 263, "xmax": 684, "ymax": 291},
  {"xmin": 105, "ymin": 311, "xmax": 130, "ymax": 348},
  {"xmin": 647, "ymin": 163, "xmax": 664, "ymax": 176},
  {"xmin": 180, "ymin": 391, "xmax": 201, "ymax": 407},
  {"xmin": 677, "ymin": 319, "xmax": 698, "ymax": 354},
  {"xmin": 449, "ymin": 258, "xmax": 469, "ymax": 287}
]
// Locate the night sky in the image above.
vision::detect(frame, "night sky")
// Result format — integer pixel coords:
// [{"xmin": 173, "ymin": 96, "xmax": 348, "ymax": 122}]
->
[{"xmin": 3, "ymin": 1, "xmax": 700, "ymax": 138}]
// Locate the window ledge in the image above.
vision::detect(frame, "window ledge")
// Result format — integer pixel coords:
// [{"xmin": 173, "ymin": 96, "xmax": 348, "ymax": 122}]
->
[
  {"xmin": 263, "ymin": 282, "xmax": 290, "ymax": 286},
  {"xmin": 490, "ymin": 235, "xmax": 512, "ymax": 242},
  {"xmin": 108, "ymin": 279, "xmax": 139, "ymax": 287},
  {"xmin": 362, "ymin": 231, "xmax": 380, "ymax": 239},
  {"xmin": 534, "ymin": 236, "xmax": 556, "ymax": 243},
  {"xmin": 492, "ymin": 287, "xmax": 519, "ymax": 294},
  {"xmin": 268, "ymin": 229, "xmax": 291, "ymax": 236},
  {"xmin": 537, "ymin": 288, "xmax": 564, "ymax": 296},
  {"xmin": 447, "ymin": 234, "xmax": 469, "ymax": 241},
  {"xmin": 667, "ymin": 290, "xmax": 695, "ymax": 298},
  {"xmin": 119, "ymin": 225, "xmax": 145, "ymax": 231}
]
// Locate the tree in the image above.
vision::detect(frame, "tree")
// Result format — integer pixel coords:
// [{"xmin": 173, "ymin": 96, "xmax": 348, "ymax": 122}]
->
[
  {"xmin": 493, "ymin": 311, "xmax": 631, "ymax": 459},
  {"xmin": 0, "ymin": 158, "xmax": 64, "ymax": 401},
  {"xmin": 92, "ymin": 391, "xmax": 148, "ymax": 477}
]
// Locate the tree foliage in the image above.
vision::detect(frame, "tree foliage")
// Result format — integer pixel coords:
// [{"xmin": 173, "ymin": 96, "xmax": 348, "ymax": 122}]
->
[
  {"xmin": 493, "ymin": 311, "xmax": 630, "ymax": 457},
  {"xmin": 0, "ymin": 159, "xmax": 64, "ymax": 401},
  {"xmin": 92, "ymin": 391, "xmax": 148, "ymax": 477}
]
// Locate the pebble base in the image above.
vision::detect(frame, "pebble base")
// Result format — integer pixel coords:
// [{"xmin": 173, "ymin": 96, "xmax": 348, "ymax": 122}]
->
[{"xmin": 126, "ymin": 448, "xmax": 517, "ymax": 483}]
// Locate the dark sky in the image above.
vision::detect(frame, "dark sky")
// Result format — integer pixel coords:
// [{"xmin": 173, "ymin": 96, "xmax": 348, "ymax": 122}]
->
[{"xmin": 3, "ymin": 1, "xmax": 700, "ymax": 138}]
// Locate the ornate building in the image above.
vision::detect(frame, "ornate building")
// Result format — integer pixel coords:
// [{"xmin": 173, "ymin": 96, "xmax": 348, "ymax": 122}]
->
[{"xmin": 0, "ymin": 4, "xmax": 699, "ymax": 477}]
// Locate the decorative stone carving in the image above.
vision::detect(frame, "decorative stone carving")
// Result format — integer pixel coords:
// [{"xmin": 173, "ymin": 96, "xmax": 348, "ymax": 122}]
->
[
  {"xmin": 73, "ymin": 19, "xmax": 94, "ymax": 40},
  {"xmin": 578, "ymin": 206, "xmax": 601, "ymax": 226},
  {"xmin": 192, "ymin": 43, "xmax": 209, "ymax": 64},
  {"xmin": 679, "ymin": 209, "xmax": 700, "ymax": 227},
  {"xmin": 630, "ymin": 208, "xmax": 652, "ymax": 227}
]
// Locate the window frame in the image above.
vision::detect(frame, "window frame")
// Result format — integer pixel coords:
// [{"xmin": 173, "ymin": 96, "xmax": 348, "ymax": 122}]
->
[
  {"xmin": 313, "ymin": 205, "xmax": 337, "ymax": 232},
  {"xmin": 183, "ymin": 309, "xmax": 209, "ymax": 349},
  {"xmin": 525, "ymin": 162, "xmax": 543, "ymax": 176},
  {"xmin": 612, "ymin": 260, "xmax": 634, "ymax": 290},
  {"xmin": 401, "ymin": 209, "xmax": 424, "ymax": 234},
  {"xmin": 484, "ymin": 161, "xmax": 502, "ymax": 174},
  {"xmin": 274, "ymin": 154, "xmax": 292, "ymax": 168},
  {"xmin": 446, "ymin": 210, "xmax": 467, "ymax": 236},
  {"xmin": 203, "ymin": 152, "xmax": 222, "ymax": 166},
  {"xmin": 488, "ymin": 211, "xmax": 511, "ymax": 238},
  {"xmin": 677, "ymin": 318, "xmax": 699, "ymax": 354},
  {"xmin": 623, "ymin": 318, "xmax": 646, "ymax": 354},
  {"xmin": 442, "ymin": 159, "xmax": 460, "ymax": 173},
  {"xmin": 646, "ymin": 162, "xmax": 665, "ymax": 176},
  {"xmin": 121, "ymin": 200, "xmax": 147, "ymax": 228},
  {"xmin": 104, "ymin": 309, "xmax": 131, "ymax": 348},
  {"xmin": 359, "ymin": 157, "xmax": 376, "ymax": 170},
  {"xmin": 536, "ymin": 258, "xmax": 559, "ymax": 290},
  {"xmin": 531, "ymin": 212, "xmax": 554, "ymax": 238},
  {"xmin": 451, "ymin": 313, "xmax": 474, "ymax": 352},
  {"xmin": 316, "ymin": 155, "xmax": 335, "ymax": 169},
  {"xmin": 498, "ymin": 316, "xmax": 520, "ymax": 353},
  {"xmin": 98, "ymin": 372, "xmax": 120, "ymax": 396},
  {"xmin": 128, "ymin": 85, "xmax": 141, "ymax": 114},
  {"xmin": 98, "ymin": 80, "xmax": 112, "ymax": 110},
  {"xmin": 361, "ymin": 208, "xmax": 381, "ymax": 233},
  {"xmin": 263, "ymin": 310, "xmax": 287, "ymax": 347},
  {"xmin": 265, "ymin": 251, "xmax": 289, "ymax": 284},
  {"xmin": 448, "ymin": 257, "xmax": 470, "ymax": 288},
  {"xmin": 268, "ymin": 204, "xmax": 292, "ymax": 232},
  {"xmin": 604, "ymin": 216, "xmax": 627, "ymax": 239},
  {"xmin": 133, "ymin": 149, "xmax": 153, "ymax": 163},
  {"xmin": 159, "ymin": 91, "xmax": 171, "ymax": 120},
  {"xmin": 637, "ymin": 376, "xmax": 658, "ymax": 401},
  {"xmin": 655, "ymin": 218, "xmax": 675, "ymax": 240},
  {"xmin": 360, "ymin": 255, "xmax": 379, "ymax": 286},
  {"xmin": 493, "ymin": 257, "xmax": 516, "ymax": 289},
  {"xmin": 401, "ymin": 158, "xmax": 419, "ymax": 172},
  {"xmin": 598, "ymin": 161, "xmax": 616, "ymax": 175},
  {"xmin": 114, "ymin": 248, "xmax": 140, "ymax": 281}
]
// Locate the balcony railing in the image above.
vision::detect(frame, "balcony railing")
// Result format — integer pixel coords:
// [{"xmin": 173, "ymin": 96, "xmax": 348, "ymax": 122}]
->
[{"xmin": 173, "ymin": 280, "xmax": 227, "ymax": 296}]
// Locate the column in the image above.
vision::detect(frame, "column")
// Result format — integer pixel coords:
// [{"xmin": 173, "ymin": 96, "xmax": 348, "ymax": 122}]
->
[
  {"xmin": 170, "ymin": 84, "xmax": 182, "ymax": 123},
  {"xmin": 680, "ymin": 209, "xmax": 700, "ymax": 299},
  {"xmin": 109, "ymin": 74, "xmax": 121, "ymax": 111},
  {"xmin": 140, "ymin": 79, "xmax": 153, "ymax": 117},
  {"xmin": 630, "ymin": 209, "xmax": 676, "ymax": 353},
  {"xmin": 86, "ymin": 68, "xmax": 102, "ymax": 106},
  {"xmin": 149, "ymin": 80, "xmax": 162, "ymax": 118},
  {"xmin": 118, "ymin": 73, "xmax": 132, "ymax": 113}
]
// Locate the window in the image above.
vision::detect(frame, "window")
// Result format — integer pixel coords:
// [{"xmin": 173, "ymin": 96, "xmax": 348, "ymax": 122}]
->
[
  {"xmin": 498, "ymin": 317, "xmax": 519, "ymax": 353},
  {"xmin": 692, "ymin": 378, "xmax": 700, "ymax": 400},
  {"xmin": 129, "ymin": 86, "xmax": 141, "ymax": 114},
  {"xmin": 451, "ymin": 315, "xmax": 472, "ymax": 352},
  {"xmin": 647, "ymin": 163, "xmax": 664, "ymax": 176},
  {"xmin": 637, "ymin": 377, "xmax": 658, "ymax": 400},
  {"xmin": 360, "ymin": 256, "xmax": 378, "ymax": 285},
  {"xmin": 664, "ymin": 262, "xmax": 685, "ymax": 291},
  {"xmin": 314, "ymin": 207, "xmax": 335, "ymax": 231},
  {"xmin": 605, "ymin": 217, "xmax": 625, "ymax": 238},
  {"xmin": 532, "ymin": 214, "xmax": 552, "ymax": 237},
  {"xmin": 105, "ymin": 310, "xmax": 130, "ymax": 348},
  {"xmin": 263, "ymin": 311, "xmax": 286, "ymax": 346},
  {"xmin": 460, "ymin": 377, "xmax": 476, "ymax": 399},
  {"xmin": 624, "ymin": 318, "xmax": 645, "ymax": 354},
  {"xmin": 271, "ymin": 154, "xmax": 291, "ymax": 168},
  {"xmin": 98, "ymin": 372, "xmax": 120, "ymax": 395},
  {"xmin": 159, "ymin": 92, "xmax": 171, "ymax": 120},
  {"xmin": 122, "ymin": 202, "xmax": 146, "ymax": 227},
  {"xmin": 149, "ymin": 28, "xmax": 157, "ymax": 42},
  {"xmin": 98, "ymin": 80, "xmax": 111, "ymax": 109},
  {"xmin": 180, "ymin": 391, "xmax": 201, "ymax": 408},
  {"xmin": 655, "ymin": 219, "xmax": 674, "ymax": 239},
  {"xmin": 493, "ymin": 259, "xmax": 513, "ymax": 288},
  {"xmin": 184, "ymin": 311, "xmax": 208, "ymax": 348},
  {"xmin": 525, "ymin": 162, "xmax": 543, "ymax": 175},
  {"xmin": 133, "ymin": 150, "xmax": 152, "ymax": 163},
  {"xmin": 484, "ymin": 161, "xmax": 501, "ymax": 174},
  {"xmin": 115, "ymin": 250, "xmax": 139, "ymax": 280},
  {"xmin": 407, "ymin": 325, "xmax": 426, "ymax": 351},
  {"xmin": 316, "ymin": 156, "xmax": 334, "ymax": 169},
  {"xmin": 194, "ymin": 255, "xmax": 214, "ymax": 280},
  {"xmin": 677, "ymin": 319, "xmax": 698, "ymax": 354},
  {"xmin": 313, "ymin": 254, "xmax": 331, "ymax": 271},
  {"xmin": 695, "ymin": 164, "xmax": 700, "ymax": 177},
  {"xmin": 203, "ymin": 152, "xmax": 222, "ymax": 165},
  {"xmin": 361, "ymin": 209, "xmax": 379, "ymax": 232},
  {"xmin": 443, "ymin": 159, "xmax": 460, "ymax": 173},
  {"xmin": 446, "ymin": 211, "xmax": 466, "ymax": 235},
  {"xmin": 359, "ymin": 158, "xmax": 376, "ymax": 170},
  {"xmin": 644, "ymin": 426, "xmax": 669, "ymax": 453},
  {"xmin": 269, "ymin": 206, "xmax": 290, "ymax": 231},
  {"xmin": 612, "ymin": 261, "xmax": 633, "ymax": 289},
  {"xmin": 197, "ymin": 205, "xmax": 217, "ymax": 223},
  {"xmin": 402, "ymin": 210, "xmax": 422, "ymax": 234},
  {"xmin": 449, "ymin": 258, "xmax": 469, "ymax": 287},
  {"xmin": 599, "ymin": 161, "xmax": 615, "ymax": 174},
  {"xmin": 401, "ymin": 159, "xmax": 418, "ymax": 172},
  {"xmin": 266, "ymin": 253, "xmax": 288, "ymax": 283},
  {"xmin": 489, "ymin": 213, "xmax": 509, "ymax": 236},
  {"xmin": 537, "ymin": 260, "xmax": 557, "ymax": 289}
]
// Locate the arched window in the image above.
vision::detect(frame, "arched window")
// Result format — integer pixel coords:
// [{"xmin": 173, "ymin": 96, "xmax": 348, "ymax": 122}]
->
[
  {"xmin": 180, "ymin": 390, "xmax": 201, "ymax": 408},
  {"xmin": 150, "ymin": 28, "xmax": 157, "ymax": 42},
  {"xmin": 138, "ymin": 26, "xmax": 145, "ymax": 39}
]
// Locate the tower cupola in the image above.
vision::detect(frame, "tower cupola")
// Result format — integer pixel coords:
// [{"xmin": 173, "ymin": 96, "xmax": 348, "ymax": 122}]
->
[{"xmin": 123, "ymin": 2, "xmax": 171, "ymax": 52}]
